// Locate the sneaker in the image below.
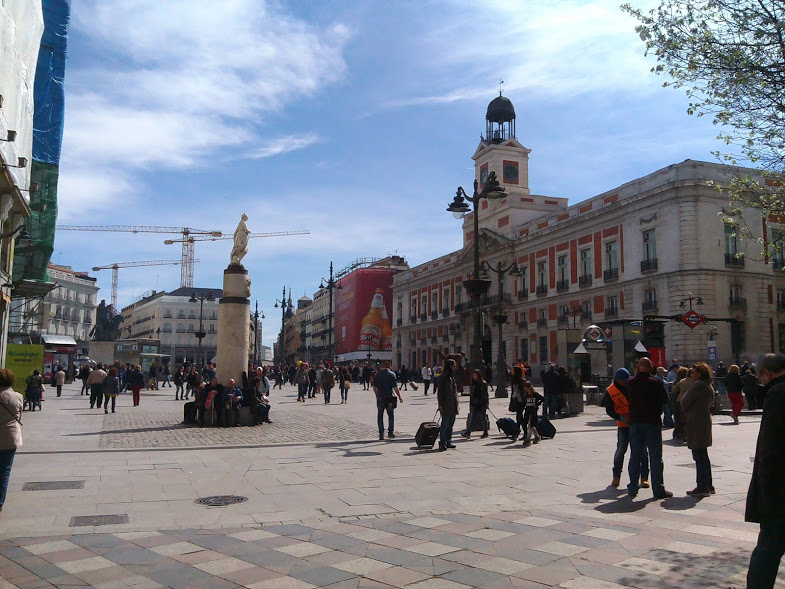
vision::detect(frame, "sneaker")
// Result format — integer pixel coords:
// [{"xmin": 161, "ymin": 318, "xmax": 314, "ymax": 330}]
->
[
  {"xmin": 480, "ymin": 433, "xmax": 489, "ymax": 439},
  {"xmin": 379, "ymin": 434, "xmax": 384, "ymax": 441},
  {"xmin": 641, "ymin": 480, "xmax": 650, "ymax": 489},
  {"xmin": 388, "ymin": 433, "xmax": 396, "ymax": 439},
  {"xmin": 446, "ymin": 443, "xmax": 456, "ymax": 449},
  {"xmin": 533, "ymin": 436, "xmax": 540, "ymax": 444},
  {"xmin": 653, "ymin": 490, "xmax": 674, "ymax": 500},
  {"xmin": 522, "ymin": 439, "xmax": 531, "ymax": 446},
  {"xmin": 611, "ymin": 477, "xmax": 621, "ymax": 488},
  {"xmin": 460, "ymin": 432, "xmax": 471, "ymax": 439},
  {"xmin": 438, "ymin": 445, "xmax": 446, "ymax": 452},
  {"xmin": 686, "ymin": 488, "xmax": 711, "ymax": 498}
]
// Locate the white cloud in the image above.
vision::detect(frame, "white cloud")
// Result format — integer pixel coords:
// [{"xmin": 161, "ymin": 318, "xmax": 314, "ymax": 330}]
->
[
  {"xmin": 60, "ymin": 0, "xmax": 350, "ymax": 207},
  {"xmin": 55, "ymin": 168, "xmax": 135, "ymax": 222},
  {"xmin": 244, "ymin": 133, "xmax": 322, "ymax": 159}
]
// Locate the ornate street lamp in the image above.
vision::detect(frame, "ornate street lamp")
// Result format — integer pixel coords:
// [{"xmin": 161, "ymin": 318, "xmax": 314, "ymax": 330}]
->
[
  {"xmin": 251, "ymin": 301, "xmax": 264, "ymax": 365},
  {"xmin": 481, "ymin": 260, "xmax": 520, "ymax": 397},
  {"xmin": 273, "ymin": 287, "xmax": 294, "ymax": 364},
  {"xmin": 319, "ymin": 261, "xmax": 342, "ymax": 362},
  {"xmin": 189, "ymin": 291, "xmax": 215, "ymax": 372},
  {"xmin": 447, "ymin": 171, "xmax": 506, "ymax": 375}
]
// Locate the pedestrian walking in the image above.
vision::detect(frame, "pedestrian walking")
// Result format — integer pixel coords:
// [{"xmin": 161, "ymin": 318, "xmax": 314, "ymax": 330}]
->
[
  {"xmin": 362, "ymin": 362, "xmax": 371, "ymax": 391},
  {"xmin": 626, "ymin": 357, "xmax": 673, "ymax": 499},
  {"xmin": 174, "ymin": 366, "xmax": 185, "ymax": 400},
  {"xmin": 460, "ymin": 369, "xmax": 489, "ymax": 439},
  {"xmin": 714, "ymin": 361, "xmax": 727, "ymax": 396},
  {"xmin": 295, "ymin": 363, "xmax": 308, "ymax": 402},
  {"xmin": 162, "ymin": 362, "xmax": 172, "ymax": 388},
  {"xmin": 725, "ymin": 364, "xmax": 744, "ymax": 425},
  {"xmin": 541, "ymin": 364, "xmax": 558, "ymax": 419},
  {"xmin": 340, "ymin": 367, "xmax": 351, "ymax": 403},
  {"xmin": 437, "ymin": 359, "xmax": 459, "ymax": 451},
  {"xmin": 129, "ymin": 365, "xmax": 144, "ymax": 407},
  {"xmin": 78, "ymin": 364, "xmax": 90, "ymax": 395},
  {"xmin": 86, "ymin": 364, "xmax": 106, "ymax": 410},
  {"xmin": 373, "ymin": 360, "xmax": 402, "ymax": 440},
  {"xmin": 399, "ymin": 365, "xmax": 410, "ymax": 391},
  {"xmin": 743, "ymin": 368, "xmax": 759, "ymax": 410},
  {"xmin": 54, "ymin": 367, "xmax": 65, "ymax": 397},
  {"xmin": 102, "ymin": 367, "xmax": 121, "ymax": 414},
  {"xmin": 509, "ymin": 366, "xmax": 526, "ymax": 441},
  {"xmin": 307, "ymin": 365, "xmax": 317, "ymax": 398},
  {"xmin": 745, "ymin": 353, "xmax": 785, "ymax": 589},
  {"xmin": 670, "ymin": 367, "xmax": 690, "ymax": 440},
  {"xmin": 322, "ymin": 365, "xmax": 335, "ymax": 404},
  {"xmin": 0, "ymin": 369, "xmax": 23, "ymax": 513},
  {"xmin": 520, "ymin": 380, "xmax": 543, "ymax": 445},
  {"xmin": 602, "ymin": 368, "xmax": 650, "ymax": 489},
  {"xmin": 422, "ymin": 365, "xmax": 432, "ymax": 395},
  {"xmin": 681, "ymin": 362, "xmax": 715, "ymax": 497}
]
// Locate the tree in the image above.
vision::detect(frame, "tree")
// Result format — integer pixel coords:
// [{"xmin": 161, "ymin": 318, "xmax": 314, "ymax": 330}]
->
[{"xmin": 623, "ymin": 0, "xmax": 785, "ymax": 251}]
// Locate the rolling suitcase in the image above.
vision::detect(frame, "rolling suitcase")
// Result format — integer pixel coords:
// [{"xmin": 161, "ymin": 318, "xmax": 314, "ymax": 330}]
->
[
  {"xmin": 183, "ymin": 401, "xmax": 197, "ymax": 424},
  {"xmin": 536, "ymin": 416, "xmax": 556, "ymax": 439},
  {"xmin": 496, "ymin": 417, "xmax": 520, "ymax": 439},
  {"xmin": 471, "ymin": 413, "xmax": 491, "ymax": 432},
  {"xmin": 416, "ymin": 411, "xmax": 440, "ymax": 449}
]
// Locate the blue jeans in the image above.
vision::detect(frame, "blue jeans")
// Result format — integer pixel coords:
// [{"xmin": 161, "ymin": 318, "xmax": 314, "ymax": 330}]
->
[
  {"xmin": 614, "ymin": 427, "xmax": 649, "ymax": 481},
  {"xmin": 748, "ymin": 518, "xmax": 785, "ymax": 589},
  {"xmin": 0, "ymin": 447, "xmax": 16, "ymax": 507},
  {"xmin": 297, "ymin": 382, "xmax": 307, "ymax": 400},
  {"xmin": 542, "ymin": 394, "xmax": 557, "ymax": 418},
  {"xmin": 627, "ymin": 423, "xmax": 665, "ymax": 496},
  {"xmin": 377, "ymin": 399, "xmax": 394, "ymax": 435},
  {"xmin": 440, "ymin": 413, "xmax": 456, "ymax": 447},
  {"xmin": 692, "ymin": 448, "xmax": 712, "ymax": 490}
]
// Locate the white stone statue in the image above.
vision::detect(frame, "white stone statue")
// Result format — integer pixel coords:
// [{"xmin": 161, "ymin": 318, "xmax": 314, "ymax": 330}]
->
[{"xmin": 230, "ymin": 213, "xmax": 251, "ymax": 264}]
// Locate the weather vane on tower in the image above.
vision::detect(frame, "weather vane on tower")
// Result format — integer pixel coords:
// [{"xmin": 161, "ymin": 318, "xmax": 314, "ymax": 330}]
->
[{"xmin": 498, "ymin": 79, "xmax": 504, "ymax": 96}]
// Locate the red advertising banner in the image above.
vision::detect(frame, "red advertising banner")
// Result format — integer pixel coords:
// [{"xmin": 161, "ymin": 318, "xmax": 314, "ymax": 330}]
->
[
  {"xmin": 334, "ymin": 268, "xmax": 396, "ymax": 355},
  {"xmin": 649, "ymin": 347, "xmax": 666, "ymax": 368}
]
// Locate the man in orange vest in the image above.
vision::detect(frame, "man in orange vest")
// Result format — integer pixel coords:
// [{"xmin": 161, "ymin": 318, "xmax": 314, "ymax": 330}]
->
[{"xmin": 602, "ymin": 368, "xmax": 650, "ymax": 489}]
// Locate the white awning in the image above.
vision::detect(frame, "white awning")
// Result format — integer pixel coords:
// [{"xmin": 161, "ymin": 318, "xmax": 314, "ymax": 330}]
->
[{"xmin": 41, "ymin": 335, "xmax": 77, "ymax": 346}]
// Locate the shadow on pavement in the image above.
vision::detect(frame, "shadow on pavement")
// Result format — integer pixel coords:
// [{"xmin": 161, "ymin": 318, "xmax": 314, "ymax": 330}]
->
[
  {"xmin": 660, "ymin": 495, "xmax": 702, "ymax": 511},
  {"xmin": 577, "ymin": 487, "xmax": 627, "ymax": 504},
  {"xmin": 594, "ymin": 495, "xmax": 653, "ymax": 513}
]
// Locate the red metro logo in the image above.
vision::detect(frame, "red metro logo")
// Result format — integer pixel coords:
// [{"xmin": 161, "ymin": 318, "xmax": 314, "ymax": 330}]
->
[{"xmin": 680, "ymin": 310, "xmax": 706, "ymax": 329}]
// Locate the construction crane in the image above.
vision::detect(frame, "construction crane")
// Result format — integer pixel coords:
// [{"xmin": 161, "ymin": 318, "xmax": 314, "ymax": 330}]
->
[
  {"xmin": 163, "ymin": 230, "xmax": 311, "ymax": 285},
  {"xmin": 91, "ymin": 260, "xmax": 187, "ymax": 311},
  {"xmin": 56, "ymin": 225, "xmax": 222, "ymax": 288}
]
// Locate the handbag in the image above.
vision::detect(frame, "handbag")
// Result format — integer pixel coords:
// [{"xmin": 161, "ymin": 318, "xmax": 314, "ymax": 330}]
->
[
  {"xmin": 0, "ymin": 397, "xmax": 23, "ymax": 426},
  {"xmin": 508, "ymin": 397, "xmax": 521, "ymax": 412},
  {"xmin": 384, "ymin": 396, "xmax": 398, "ymax": 410}
]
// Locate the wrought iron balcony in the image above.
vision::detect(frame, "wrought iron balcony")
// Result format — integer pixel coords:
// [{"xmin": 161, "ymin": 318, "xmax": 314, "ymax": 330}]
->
[
  {"xmin": 430, "ymin": 335, "xmax": 437, "ymax": 343},
  {"xmin": 604, "ymin": 268, "xmax": 619, "ymax": 281},
  {"xmin": 410, "ymin": 315, "xmax": 417, "ymax": 324},
  {"xmin": 489, "ymin": 293, "xmax": 512, "ymax": 305},
  {"xmin": 580, "ymin": 310, "xmax": 593, "ymax": 321},
  {"xmin": 604, "ymin": 307, "xmax": 619, "ymax": 318},
  {"xmin": 517, "ymin": 289, "xmax": 529, "ymax": 300},
  {"xmin": 557, "ymin": 313, "xmax": 570, "ymax": 324},
  {"xmin": 578, "ymin": 274, "xmax": 592, "ymax": 287},
  {"xmin": 442, "ymin": 308, "xmax": 450, "ymax": 317},
  {"xmin": 729, "ymin": 296, "xmax": 747, "ymax": 310},
  {"xmin": 420, "ymin": 313, "xmax": 428, "ymax": 322},
  {"xmin": 442, "ymin": 333, "xmax": 449, "ymax": 341},
  {"xmin": 536, "ymin": 284, "xmax": 548, "ymax": 296},
  {"xmin": 431, "ymin": 311, "xmax": 438, "ymax": 319},
  {"xmin": 518, "ymin": 320, "xmax": 528, "ymax": 329},
  {"xmin": 556, "ymin": 280, "xmax": 569, "ymax": 292},
  {"xmin": 537, "ymin": 317, "xmax": 548, "ymax": 327},
  {"xmin": 419, "ymin": 336, "xmax": 427, "ymax": 343},
  {"xmin": 641, "ymin": 258, "xmax": 658, "ymax": 273},
  {"xmin": 642, "ymin": 300, "xmax": 658, "ymax": 312},
  {"xmin": 777, "ymin": 301, "xmax": 785, "ymax": 311},
  {"xmin": 725, "ymin": 253, "xmax": 745, "ymax": 267},
  {"xmin": 396, "ymin": 318, "xmax": 402, "ymax": 326},
  {"xmin": 455, "ymin": 302, "xmax": 471, "ymax": 314}
]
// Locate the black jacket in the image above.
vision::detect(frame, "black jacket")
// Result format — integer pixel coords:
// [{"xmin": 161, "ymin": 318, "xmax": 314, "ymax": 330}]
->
[
  {"xmin": 469, "ymin": 381, "xmax": 489, "ymax": 408},
  {"xmin": 541, "ymin": 368, "xmax": 558, "ymax": 396},
  {"xmin": 746, "ymin": 374, "xmax": 785, "ymax": 523}
]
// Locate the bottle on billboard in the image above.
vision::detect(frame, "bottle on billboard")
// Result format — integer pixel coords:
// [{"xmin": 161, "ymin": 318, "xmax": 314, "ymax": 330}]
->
[
  {"xmin": 380, "ymin": 302, "xmax": 393, "ymax": 351},
  {"xmin": 360, "ymin": 289, "xmax": 385, "ymax": 350}
]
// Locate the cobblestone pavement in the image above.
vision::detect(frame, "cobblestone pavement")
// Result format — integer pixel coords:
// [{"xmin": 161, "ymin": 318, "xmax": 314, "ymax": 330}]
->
[
  {"xmin": 98, "ymin": 410, "xmax": 379, "ymax": 449},
  {"xmin": 0, "ymin": 382, "xmax": 777, "ymax": 587}
]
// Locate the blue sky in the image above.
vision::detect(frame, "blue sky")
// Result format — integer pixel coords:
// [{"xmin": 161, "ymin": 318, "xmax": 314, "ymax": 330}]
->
[{"xmin": 53, "ymin": 0, "xmax": 728, "ymax": 348}]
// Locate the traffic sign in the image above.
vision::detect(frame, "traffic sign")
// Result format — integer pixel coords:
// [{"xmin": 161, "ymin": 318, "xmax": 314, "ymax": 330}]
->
[{"xmin": 680, "ymin": 310, "xmax": 706, "ymax": 329}]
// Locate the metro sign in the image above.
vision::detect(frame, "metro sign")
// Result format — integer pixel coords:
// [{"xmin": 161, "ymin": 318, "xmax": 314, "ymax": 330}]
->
[
  {"xmin": 587, "ymin": 327, "xmax": 603, "ymax": 341},
  {"xmin": 680, "ymin": 310, "xmax": 706, "ymax": 329}
]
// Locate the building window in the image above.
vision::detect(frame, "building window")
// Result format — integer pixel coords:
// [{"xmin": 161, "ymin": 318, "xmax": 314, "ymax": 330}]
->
[
  {"xmin": 777, "ymin": 289, "xmax": 785, "ymax": 310},
  {"xmin": 519, "ymin": 266, "xmax": 528, "ymax": 290},
  {"xmin": 731, "ymin": 321, "xmax": 746, "ymax": 355},
  {"xmin": 539, "ymin": 336, "xmax": 548, "ymax": 364},
  {"xmin": 557, "ymin": 255, "xmax": 568, "ymax": 283},
  {"xmin": 455, "ymin": 286, "xmax": 463, "ymax": 305},
  {"xmin": 520, "ymin": 338, "xmax": 529, "ymax": 362},
  {"xmin": 411, "ymin": 297, "xmax": 417, "ymax": 318},
  {"xmin": 163, "ymin": 322, "xmax": 171, "ymax": 332},
  {"xmin": 772, "ymin": 229, "xmax": 785, "ymax": 269},
  {"xmin": 177, "ymin": 322, "xmax": 185, "ymax": 333},
  {"xmin": 164, "ymin": 309, "xmax": 172, "ymax": 318},
  {"xmin": 580, "ymin": 249, "xmax": 591, "ymax": 277},
  {"xmin": 645, "ymin": 288, "xmax": 656, "ymax": 304},
  {"xmin": 779, "ymin": 324, "xmax": 785, "ymax": 353},
  {"xmin": 421, "ymin": 295, "xmax": 427, "ymax": 314},
  {"xmin": 188, "ymin": 310, "xmax": 196, "ymax": 319},
  {"xmin": 643, "ymin": 229, "xmax": 656, "ymax": 260},
  {"xmin": 177, "ymin": 310, "xmax": 185, "ymax": 319},
  {"xmin": 730, "ymin": 284, "xmax": 742, "ymax": 301},
  {"xmin": 431, "ymin": 292, "xmax": 438, "ymax": 312},
  {"xmin": 442, "ymin": 288, "xmax": 450, "ymax": 310},
  {"xmin": 537, "ymin": 261, "xmax": 547, "ymax": 287},
  {"xmin": 210, "ymin": 311, "xmax": 217, "ymax": 320},
  {"xmin": 605, "ymin": 241, "xmax": 618, "ymax": 270},
  {"xmin": 607, "ymin": 295, "xmax": 618, "ymax": 313},
  {"xmin": 725, "ymin": 223, "xmax": 739, "ymax": 254}
]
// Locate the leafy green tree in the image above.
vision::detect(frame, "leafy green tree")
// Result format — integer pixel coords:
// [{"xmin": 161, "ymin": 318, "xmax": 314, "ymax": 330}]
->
[{"xmin": 623, "ymin": 0, "xmax": 785, "ymax": 251}]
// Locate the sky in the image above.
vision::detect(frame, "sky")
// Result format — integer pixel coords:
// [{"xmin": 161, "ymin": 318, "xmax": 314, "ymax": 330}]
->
[{"xmin": 52, "ymin": 0, "xmax": 729, "ymax": 349}]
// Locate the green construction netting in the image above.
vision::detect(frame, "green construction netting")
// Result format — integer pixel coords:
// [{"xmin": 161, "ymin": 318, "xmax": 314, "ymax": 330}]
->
[{"xmin": 13, "ymin": 160, "xmax": 58, "ymax": 283}]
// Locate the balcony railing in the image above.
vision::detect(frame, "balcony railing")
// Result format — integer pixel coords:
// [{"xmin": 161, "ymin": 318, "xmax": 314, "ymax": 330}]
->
[
  {"xmin": 773, "ymin": 259, "xmax": 785, "ymax": 271},
  {"xmin": 604, "ymin": 268, "xmax": 619, "ymax": 281},
  {"xmin": 642, "ymin": 300, "xmax": 658, "ymax": 312},
  {"xmin": 411, "ymin": 315, "xmax": 417, "ymax": 324},
  {"xmin": 455, "ymin": 302, "xmax": 470, "ymax": 313},
  {"xmin": 518, "ymin": 320, "xmax": 528, "ymax": 329},
  {"xmin": 430, "ymin": 311, "xmax": 438, "ymax": 320},
  {"xmin": 536, "ymin": 285, "xmax": 548, "ymax": 296},
  {"xmin": 517, "ymin": 289, "xmax": 528, "ymax": 300},
  {"xmin": 557, "ymin": 313, "xmax": 570, "ymax": 324},
  {"xmin": 396, "ymin": 318, "xmax": 402, "ymax": 326},
  {"xmin": 430, "ymin": 336, "xmax": 437, "ymax": 343},
  {"xmin": 729, "ymin": 296, "xmax": 747, "ymax": 310},
  {"xmin": 420, "ymin": 313, "xmax": 428, "ymax": 322},
  {"xmin": 580, "ymin": 311, "xmax": 593, "ymax": 321},
  {"xmin": 537, "ymin": 317, "xmax": 548, "ymax": 327},
  {"xmin": 556, "ymin": 280, "xmax": 569, "ymax": 292},
  {"xmin": 420, "ymin": 337, "xmax": 427, "ymax": 343},
  {"xmin": 725, "ymin": 253, "xmax": 745, "ymax": 267},
  {"xmin": 641, "ymin": 258, "xmax": 658, "ymax": 273},
  {"xmin": 489, "ymin": 293, "xmax": 512, "ymax": 305},
  {"xmin": 777, "ymin": 301, "xmax": 785, "ymax": 311},
  {"xmin": 578, "ymin": 274, "xmax": 592, "ymax": 287},
  {"xmin": 604, "ymin": 307, "xmax": 619, "ymax": 318},
  {"xmin": 442, "ymin": 333, "xmax": 449, "ymax": 341},
  {"xmin": 442, "ymin": 308, "xmax": 450, "ymax": 317}
]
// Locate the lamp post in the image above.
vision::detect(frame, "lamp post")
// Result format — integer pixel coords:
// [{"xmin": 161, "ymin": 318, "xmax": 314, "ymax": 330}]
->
[
  {"xmin": 567, "ymin": 304, "xmax": 585, "ymax": 329},
  {"xmin": 273, "ymin": 287, "xmax": 293, "ymax": 364},
  {"xmin": 362, "ymin": 333, "xmax": 374, "ymax": 366},
  {"xmin": 319, "ymin": 262, "xmax": 342, "ymax": 363},
  {"xmin": 679, "ymin": 292, "xmax": 704, "ymax": 311},
  {"xmin": 251, "ymin": 300, "xmax": 264, "ymax": 365},
  {"xmin": 447, "ymin": 171, "xmax": 506, "ymax": 375},
  {"xmin": 481, "ymin": 260, "xmax": 520, "ymax": 398},
  {"xmin": 189, "ymin": 291, "xmax": 214, "ymax": 372}
]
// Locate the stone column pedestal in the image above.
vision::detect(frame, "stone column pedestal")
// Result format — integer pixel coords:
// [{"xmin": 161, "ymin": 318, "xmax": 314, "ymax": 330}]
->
[{"xmin": 216, "ymin": 263, "xmax": 250, "ymax": 386}]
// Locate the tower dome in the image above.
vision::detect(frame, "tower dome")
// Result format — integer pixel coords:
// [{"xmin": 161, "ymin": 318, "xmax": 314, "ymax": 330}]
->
[{"xmin": 486, "ymin": 95, "xmax": 516, "ymax": 123}]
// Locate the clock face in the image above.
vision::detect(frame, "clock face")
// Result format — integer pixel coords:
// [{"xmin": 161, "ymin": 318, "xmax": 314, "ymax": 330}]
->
[
  {"xmin": 503, "ymin": 160, "xmax": 519, "ymax": 184},
  {"xmin": 480, "ymin": 167, "xmax": 489, "ymax": 184}
]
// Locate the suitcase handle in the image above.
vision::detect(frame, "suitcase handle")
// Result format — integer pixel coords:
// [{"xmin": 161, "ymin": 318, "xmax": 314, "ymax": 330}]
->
[
  {"xmin": 487, "ymin": 407, "xmax": 498, "ymax": 420},
  {"xmin": 432, "ymin": 410, "xmax": 440, "ymax": 424}
]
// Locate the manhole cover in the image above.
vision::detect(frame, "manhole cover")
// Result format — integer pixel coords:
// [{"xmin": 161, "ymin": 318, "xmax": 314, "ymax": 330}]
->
[
  {"xmin": 195, "ymin": 495, "xmax": 248, "ymax": 507},
  {"xmin": 23, "ymin": 480, "xmax": 85, "ymax": 491},
  {"xmin": 70, "ymin": 514, "xmax": 129, "ymax": 527}
]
